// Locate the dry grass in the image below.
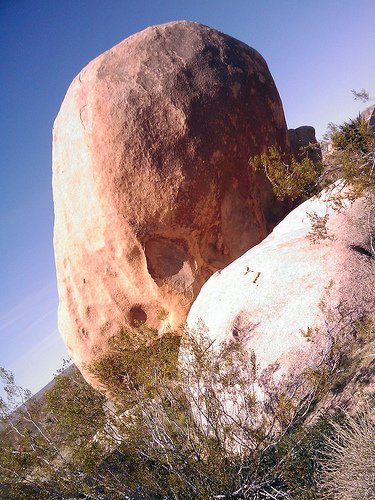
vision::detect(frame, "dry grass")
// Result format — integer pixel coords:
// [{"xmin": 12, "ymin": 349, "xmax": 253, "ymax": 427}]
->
[{"xmin": 320, "ymin": 405, "xmax": 375, "ymax": 499}]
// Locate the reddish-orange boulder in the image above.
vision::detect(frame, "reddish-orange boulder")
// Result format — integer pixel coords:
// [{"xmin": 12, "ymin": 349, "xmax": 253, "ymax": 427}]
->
[{"xmin": 52, "ymin": 21, "xmax": 290, "ymax": 385}]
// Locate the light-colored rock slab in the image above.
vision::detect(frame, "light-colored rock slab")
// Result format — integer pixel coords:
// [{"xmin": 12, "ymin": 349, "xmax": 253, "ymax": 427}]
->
[{"xmin": 187, "ymin": 185, "xmax": 375, "ymax": 389}]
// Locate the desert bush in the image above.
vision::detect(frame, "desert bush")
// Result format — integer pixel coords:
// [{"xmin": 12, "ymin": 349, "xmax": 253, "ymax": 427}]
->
[
  {"xmin": 88, "ymin": 325, "xmax": 266, "ymax": 498},
  {"xmin": 87, "ymin": 323, "xmax": 180, "ymax": 406},
  {"xmin": 0, "ymin": 325, "xmax": 336, "ymax": 499},
  {"xmin": 86, "ymin": 321, "xmax": 367, "ymax": 498},
  {"xmin": 251, "ymin": 146, "xmax": 322, "ymax": 200},
  {"xmin": 251, "ymin": 108, "xmax": 374, "ymax": 203},
  {"xmin": 1, "ymin": 317, "xmax": 374, "ymax": 498},
  {"xmin": 330, "ymin": 114, "xmax": 372, "ymax": 154},
  {"xmin": 0, "ymin": 365, "xmax": 132, "ymax": 499}
]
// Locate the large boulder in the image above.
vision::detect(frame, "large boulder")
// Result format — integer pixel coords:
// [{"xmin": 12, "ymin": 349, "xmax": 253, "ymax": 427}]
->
[
  {"xmin": 52, "ymin": 21, "xmax": 291, "ymax": 385},
  {"xmin": 187, "ymin": 185, "xmax": 375, "ymax": 396}
]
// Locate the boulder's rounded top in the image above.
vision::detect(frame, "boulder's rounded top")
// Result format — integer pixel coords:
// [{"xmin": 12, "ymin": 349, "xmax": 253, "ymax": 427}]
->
[
  {"xmin": 113, "ymin": 20, "xmax": 254, "ymax": 50},
  {"xmin": 66, "ymin": 19, "xmax": 264, "ymax": 90}
]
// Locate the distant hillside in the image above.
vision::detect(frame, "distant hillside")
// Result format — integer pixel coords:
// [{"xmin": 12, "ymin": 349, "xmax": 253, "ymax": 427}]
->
[{"xmin": 0, "ymin": 363, "xmax": 75, "ymax": 433}]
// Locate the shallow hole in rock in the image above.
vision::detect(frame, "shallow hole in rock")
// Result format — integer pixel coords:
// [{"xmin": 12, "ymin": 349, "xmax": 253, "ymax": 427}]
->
[
  {"xmin": 128, "ymin": 305, "xmax": 147, "ymax": 327},
  {"xmin": 145, "ymin": 238, "xmax": 187, "ymax": 279},
  {"xmin": 145, "ymin": 237, "xmax": 194, "ymax": 293},
  {"xmin": 80, "ymin": 327, "xmax": 88, "ymax": 339}
]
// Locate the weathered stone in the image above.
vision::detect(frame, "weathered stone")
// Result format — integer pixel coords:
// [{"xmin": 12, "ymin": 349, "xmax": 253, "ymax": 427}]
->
[
  {"xmin": 187, "ymin": 185, "xmax": 375, "ymax": 396},
  {"xmin": 361, "ymin": 104, "xmax": 375, "ymax": 131},
  {"xmin": 288, "ymin": 125, "xmax": 322, "ymax": 163},
  {"xmin": 52, "ymin": 20, "xmax": 291, "ymax": 385}
]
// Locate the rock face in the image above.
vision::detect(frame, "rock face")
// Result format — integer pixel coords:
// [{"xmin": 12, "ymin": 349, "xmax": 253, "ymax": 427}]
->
[
  {"xmin": 288, "ymin": 125, "xmax": 322, "ymax": 163},
  {"xmin": 187, "ymin": 185, "xmax": 375, "ymax": 393},
  {"xmin": 53, "ymin": 21, "xmax": 291, "ymax": 385},
  {"xmin": 362, "ymin": 104, "xmax": 375, "ymax": 131}
]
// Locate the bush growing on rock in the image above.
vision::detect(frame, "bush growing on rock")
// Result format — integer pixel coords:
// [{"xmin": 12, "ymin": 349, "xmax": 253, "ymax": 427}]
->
[
  {"xmin": 251, "ymin": 109, "xmax": 375, "ymax": 203},
  {"xmin": 331, "ymin": 114, "xmax": 372, "ymax": 153},
  {"xmin": 250, "ymin": 145, "xmax": 322, "ymax": 200}
]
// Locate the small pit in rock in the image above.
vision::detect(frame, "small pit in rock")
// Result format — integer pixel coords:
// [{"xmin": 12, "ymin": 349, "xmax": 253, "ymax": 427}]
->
[{"xmin": 128, "ymin": 305, "xmax": 147, "ymax": 326}]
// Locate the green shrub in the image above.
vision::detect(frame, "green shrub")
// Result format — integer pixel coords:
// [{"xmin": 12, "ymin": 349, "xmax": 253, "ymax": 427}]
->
[
  {"xmin": 251, "ymin": 111, "xmax": 374, "ymax": 203},
  {"xmin": 250, "ymin": 146, "xmax": 322, "ymax": 200},
  {"xmin": 331, "ymin": 115, "xmax": 372, "ymax": 154},
  {"xmin": 1, "ymin": 321, "xmax": 373, "ymax": 498}
]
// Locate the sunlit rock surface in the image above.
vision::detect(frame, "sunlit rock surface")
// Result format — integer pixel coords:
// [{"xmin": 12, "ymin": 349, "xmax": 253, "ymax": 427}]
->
[
  {"xmin": 187, "ymin": 185, "xmax": 375, "ymax": 392},
  {"xmin": 362, "ymin": 104, "xmax": 375, "ymax": 130}
]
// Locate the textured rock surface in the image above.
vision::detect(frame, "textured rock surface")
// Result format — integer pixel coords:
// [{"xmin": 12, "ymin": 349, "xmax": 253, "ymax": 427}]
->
[
  {"xmin": 362, "ymin": 104, "xmax": 375, "ymax": 131},
  {"xmin": 53, "ymin": 20, "xmax": 291, "ymax": 385},
  {"xmin": 187, "ymin": 185, "xmax": 375, "ymax": 393},
  {"xmin": 288, "ymin": 125, "xmax": 322, "ymax": 163}
]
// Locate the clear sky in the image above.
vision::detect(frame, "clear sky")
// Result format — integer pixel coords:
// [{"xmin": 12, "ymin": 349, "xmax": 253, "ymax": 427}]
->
[{"xmin": 1, "ymin": 0, "xmax": 374, "ymax": 395}]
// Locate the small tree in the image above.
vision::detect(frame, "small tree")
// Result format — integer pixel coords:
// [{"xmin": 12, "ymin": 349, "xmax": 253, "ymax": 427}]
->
[{"xmin": 0, "ymin": 365, "xmax": 134, "ymax": 498}]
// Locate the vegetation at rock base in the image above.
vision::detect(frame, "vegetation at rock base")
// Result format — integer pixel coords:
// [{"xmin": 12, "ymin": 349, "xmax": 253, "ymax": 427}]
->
[
  {"xmin": 87, "ymin": 324, "xmax": 180, "ymax": 406},
  {"xmin": 320, "ymin": 405, "xmax": 375, "ymax": 500},
  {"xmin": 1, "ymin": 314, "xmax": 374, "ymax": 498}
]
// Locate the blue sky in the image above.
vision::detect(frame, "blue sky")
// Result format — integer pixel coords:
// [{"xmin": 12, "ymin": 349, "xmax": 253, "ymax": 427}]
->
[{"xmin": 1, "ymin": 0, "xmax": 374, "ymax": 394}]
